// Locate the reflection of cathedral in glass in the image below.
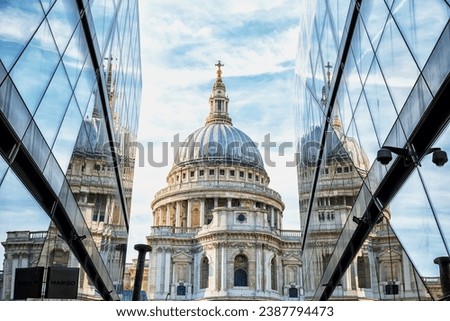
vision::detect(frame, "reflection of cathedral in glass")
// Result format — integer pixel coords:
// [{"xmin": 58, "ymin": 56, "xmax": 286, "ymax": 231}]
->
[
  {"xmin": 299, "ymin": 107, "xmax": 438, "ymax": 300},
  {"xmin": 295, "ymin": 0, "xmax": 449, "ymax": 300},
  {"xmin": 145, "ymin": 63, "xmax": 302, "ymax": 301},
  {"xmin": 64, "ymin": 98, "xmax": 135, "ymax": 299},
  {"xmin": 0, "ymin": 1, "xmax": 141, "ymax": 301}
]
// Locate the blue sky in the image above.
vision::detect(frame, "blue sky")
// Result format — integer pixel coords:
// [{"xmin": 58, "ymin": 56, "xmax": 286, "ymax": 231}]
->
[{"xmin": 126, "ymin": 1, "xmax": 302, "ymax": 261}]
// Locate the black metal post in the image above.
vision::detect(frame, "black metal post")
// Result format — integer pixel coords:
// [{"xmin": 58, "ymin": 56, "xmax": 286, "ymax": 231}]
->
[
  {"xmin": 434, "ymin": 256, "xmax": 450, "ymax": 300},
  {"xmin": 132, "ymin": 244, "xmax": 152, "ymax": 301}
]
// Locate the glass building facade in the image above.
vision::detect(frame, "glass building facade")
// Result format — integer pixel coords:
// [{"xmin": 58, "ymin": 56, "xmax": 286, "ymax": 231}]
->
[
  {"xmin": 294, "ymin": 0, "xmax": 449, "ymax": 300},
  {"xmin": 0, "ymin": 0, "xmax": 141, "ymax": 300}
]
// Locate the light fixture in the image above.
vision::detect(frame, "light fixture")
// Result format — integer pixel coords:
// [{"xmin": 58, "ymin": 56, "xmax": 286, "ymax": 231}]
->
[
  {"xmin": 376, "ymin": 145, "xmax": 447, "ymax": 167},
  {"xmin": 70, "ymin": 230, "xmax": 87, "ymax": 242}
]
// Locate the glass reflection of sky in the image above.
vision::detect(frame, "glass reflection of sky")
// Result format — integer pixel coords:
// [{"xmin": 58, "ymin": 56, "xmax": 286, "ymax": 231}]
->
[
  {"xmin": 0, "ymin": 168, "xmax": 50, "ymax": 263},
  {"xmin": 390, "ymin": 123, "xmax": 450, "ymax": 277},
  {"xmin": 0, "ymin": 3, "xmax": 44, "ymax": 70}
]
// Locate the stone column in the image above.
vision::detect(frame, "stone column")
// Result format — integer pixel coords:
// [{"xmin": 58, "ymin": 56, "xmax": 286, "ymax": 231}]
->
[
  {"xmin": 193, "ymin": 251, "xmax": 200, "ymax": 294},
  {"xmin": 10, "ymin": 257, "xmax": 19, "ymax": 299},
  {"xmin": 255, "ymin": 245, "xmax": 261, "ymax": 291},
  {"xmin": 153, "ymin": 208, "xmax": 157, "ymax": 226},
  {"xmin": 270, "ymin": 207, "xmax": 275, "ymax": 228},
  {"xmin": 214, "ymin": 243, "xmax": 220, "ymax": 291},
  {"xmin": 132, "ymin": 244, "xmax": 152, "ymax": 301},
  {"xmin": 164, "ymin": 250, "xmax": 171, "ymax": 294},
  {"xmin": 175, "ymin": 201, "xmax": 181, "ymax": 227},
  {"xmin": 200, "ymin": 199, "xmax": 205, "ymax": 225},
  {"xmin": 264, "ymin": 251, "xmax": 271, "ymax": 291},
  {"xmin": 227, "ymin": 198, "xmax": 232, "ymax": 208},
  {"xmin": 155, "ymin": 248, "xmax": 163, "ymax": 294},
  {"xmin": 221, "ymin": 244, "xmax": 227, "ymax": 291},
  {"xmin": 434, "ymin": 256, "xmax": 450, "ymax": 299},
  {"xmin": 166, "ymin": 204, "xmax": 170, "ymax": 226},
  {"xmin": 187, "ymin": 200, "xmax": 192, "ymax": 228}
]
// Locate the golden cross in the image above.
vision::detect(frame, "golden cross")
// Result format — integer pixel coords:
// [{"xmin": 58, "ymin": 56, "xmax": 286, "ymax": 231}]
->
[
  {"xmin": 215, "ymin": 60, "xmax": 224, "ymax": 70},
  {"xmin": 215, "ymin": 60, "xmax": 224, "ymax": 79}
]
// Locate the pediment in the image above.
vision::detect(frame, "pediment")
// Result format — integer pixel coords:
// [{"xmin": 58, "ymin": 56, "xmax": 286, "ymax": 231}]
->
[{"xmin": 172, "ymin": 251, "xmax": 193, "ymax": 262}]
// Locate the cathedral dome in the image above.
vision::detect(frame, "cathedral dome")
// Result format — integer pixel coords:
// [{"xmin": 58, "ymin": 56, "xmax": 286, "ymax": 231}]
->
[
  {"xmin": 174, "ymin": 123, "xmax": 264, "ymax": 169},
  {"xmin": 173, "ymin": 61, "xmax": 265, "ymax": 170}
]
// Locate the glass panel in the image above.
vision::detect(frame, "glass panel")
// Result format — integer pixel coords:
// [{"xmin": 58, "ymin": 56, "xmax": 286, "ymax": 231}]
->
[
  {"xmin": 398, "ymin": 76, "xmax": 432, "ymax": 139},
  {"xmin": 90, "ymin": 0, "xmax": 117, "ymax": 55},
  {"xmin": 58, "ymin": 180, "xmax": 78, "ymax": 224},
  {"xmin": 52, "ymin": 97, "xmax": 83, "ymax": 173},
  {"xmin": 0, "ymin": 2, "xmax": 45, "ymax": 70},
  {"xmin": 389, "ymin": 170, "xmax": 448, "ymax": 277},
  {"xmin": 383, "ymin": 117, "xmax": 408, "ymax": 156},
  {"xmin": 376, "ymin": 16, "xmax": 420, "ymax": 113},
  {"xmin": 39, "ymin": 0, "xmax": 57, "ymax": 13},
  {"xmin": 320, "ymin": 8, "xmax": 339, "ymax": 67},
  {"xmin": 33, "ymin": 62, "xmax": 72, "ymax": 146},
  {"xmin": 353, "ymin": 94, "xmax": 378, "ymax": 167},
  {"xmin": 74, "ymin": 58, "xmax": 97, "ymax": 117},
  {"xmin": 0, "ymin": 154, "xmax": 8, "ymax": 185},
  {"xmin": 43, "ymin": 154, "xmax": 65, "ymax": 195},
  {"xmin": 363, "ymin": 58, "xmax": 397, "ymax": 146},
  {"xmin": 335, "ymin": 77, "xmax": 354, "ymax": 136},
  {"xmin": 384, "ymin": 0, "xmax": 394, "ymax": 8},
  {"xmin": 359, "ymin": 0, "xmax": 389, "ymax": 50},
  {"xmin": 391, "ymin": 0, "xmax": 449, "ymax": 69},
  {"xmin": 46, "ymin": 0, "xmax": 80, "ymax": 55},
  {"xmin": 22, "ymin": 121, "xmax": 51, "ymax": 171},
  {"xmin": 0, "ymin": 76, "xmax": 32, "ymax": 139},
  {"xmin": 62, "ymin": 24, "xmax": 89, "ymax": 90},
  {"xmin": 351, "ymin": 18, "xmax": 374, "ymax": 85},
  {"xmin": 328, "ymin": 0, "xmax": 351, "ymax": 45},
  {"xmin": 10, "ymin": 19, "xmax": 60, "ymax": 114},
  {"xmin": 0, "ymin": 168, "xmax": 51, "ymax": 268},
  {"xmin": 342, "ymin": 49, "xmax": 363, "ymax": 118},
  {"xmin": 422, "ymin": 22, "xmax": 450, "ymax": 97},
  {"xmin": 309, "ymin": 22, "xmax": 323, "ymax": 103},
  {"xmin": 0, "ymin": 59, "xmax": 6, "ymax": 85},
  {"xmin": 417, "ymin": 123, "xmax": 450, "ymax": 259}
]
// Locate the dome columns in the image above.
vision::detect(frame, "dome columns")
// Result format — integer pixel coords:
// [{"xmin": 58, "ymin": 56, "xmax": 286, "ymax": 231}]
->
[{"xmin": 152, "ymin": 195, "xmax": 283, "ymax": 231}]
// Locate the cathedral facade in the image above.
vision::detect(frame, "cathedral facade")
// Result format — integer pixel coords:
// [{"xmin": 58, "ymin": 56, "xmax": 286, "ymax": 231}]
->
[{"xmin": 145, "ymin": 63, "xmax": 302, "ymax": 300}]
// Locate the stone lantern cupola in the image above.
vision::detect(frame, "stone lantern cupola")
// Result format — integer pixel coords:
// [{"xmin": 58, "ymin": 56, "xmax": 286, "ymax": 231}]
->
[{"xmin": 206, "ymin": 60, "xmax": 232, "ymax": 125}]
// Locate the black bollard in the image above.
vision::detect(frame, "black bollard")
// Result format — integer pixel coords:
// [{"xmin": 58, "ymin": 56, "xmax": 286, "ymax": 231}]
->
[
  {"xmin": 132, "ymin": 244, "xmax": 152, "ymax": 301},
  {"xmin": 434, "ymin": 256, "xmax": 450, "ymax": 300}
]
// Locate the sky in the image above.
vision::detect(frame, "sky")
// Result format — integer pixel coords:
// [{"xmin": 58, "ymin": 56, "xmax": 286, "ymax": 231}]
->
[{"xmin": 126, "ymin": 0, "xmax": 302, "ymax": 262}]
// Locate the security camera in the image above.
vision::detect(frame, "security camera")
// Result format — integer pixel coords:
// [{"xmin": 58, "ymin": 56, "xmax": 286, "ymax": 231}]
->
[
  {"xmin": 376, "ymin": 148, "xmax": 392, "ymax": 165},
  {"xmin": 432, "ymin": 150, "xmax": 448, "ymax": 166}
]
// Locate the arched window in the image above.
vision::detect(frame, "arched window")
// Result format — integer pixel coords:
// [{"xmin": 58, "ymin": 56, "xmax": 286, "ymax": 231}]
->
[
  {"xmin": 234, "ymin": 254, "xmax": 248, "ymax": 286},
  {"xmin": 177, "ymin": 283, "xmax": 186, "ymax": 296},
  {"xmin": 271, "ymin": 257, "xmax": 277, "ymax": 290},
  {"xmin": 289, "ymin": 287, "xmax": 298, "ymax": 298},
  {"xmin": 200, "ymin": 257, "xmax": 209, "ymax": 289}
]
